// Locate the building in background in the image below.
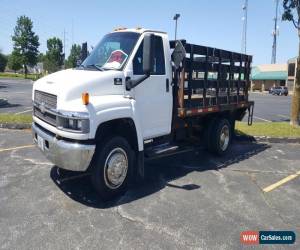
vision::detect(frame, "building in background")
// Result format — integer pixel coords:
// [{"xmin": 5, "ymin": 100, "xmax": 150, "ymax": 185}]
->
[
  {"xmin": 251, "ymin": 64, "xmax": 287, "ymax": 92},
  {"xmin": 287, "ymin": 57, "xmax": 297, "ymax": 93}
]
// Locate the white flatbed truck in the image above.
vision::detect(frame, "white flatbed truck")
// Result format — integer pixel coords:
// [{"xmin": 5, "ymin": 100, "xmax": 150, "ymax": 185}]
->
[{"xmin": 32, "ymin": 28, "xmax": 254, "ymax": 200}]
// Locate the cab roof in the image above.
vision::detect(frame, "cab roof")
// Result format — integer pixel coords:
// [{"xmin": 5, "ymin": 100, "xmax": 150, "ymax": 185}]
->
[{"xmin": 111, "ymin": 27, "xmax": 166, "ymax": 34}]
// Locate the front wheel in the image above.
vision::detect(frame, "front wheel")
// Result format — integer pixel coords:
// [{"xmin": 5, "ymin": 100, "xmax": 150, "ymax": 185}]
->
[{"xmin": 91, "ymin": 136, "xmax": 134, "ymax": 201}]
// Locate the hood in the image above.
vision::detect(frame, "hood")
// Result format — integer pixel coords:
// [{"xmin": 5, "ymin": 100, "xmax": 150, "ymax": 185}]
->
[{"xmin": 33, "ymin": 68, "xmax": 125, "ymax": 107}]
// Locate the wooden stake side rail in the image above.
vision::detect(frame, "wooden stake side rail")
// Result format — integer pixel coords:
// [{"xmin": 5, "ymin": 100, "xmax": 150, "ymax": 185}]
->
[{"xmin": 170, "ymin": 40, "xmax": 252, "ymax": 118}]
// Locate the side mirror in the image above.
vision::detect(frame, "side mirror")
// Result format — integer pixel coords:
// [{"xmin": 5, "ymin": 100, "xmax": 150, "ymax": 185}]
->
[
  {"xmin": 143, "ymin": 34, "xmax": 155, "ymax": 75},
  {"xmin": 125, "ymin": 34, "xmax": 155, "ymax": 91}
]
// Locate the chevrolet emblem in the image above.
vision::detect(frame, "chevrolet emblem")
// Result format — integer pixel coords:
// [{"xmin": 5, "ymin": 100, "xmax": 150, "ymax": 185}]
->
[{"xmin": 40, "ymin": 102, "xmax": 46, "ymax": 114}]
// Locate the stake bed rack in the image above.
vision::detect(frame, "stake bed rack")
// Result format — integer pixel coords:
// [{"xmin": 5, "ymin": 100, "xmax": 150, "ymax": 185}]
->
[{"xmin": 170, "ymin": 40, "xmax": 254, "ymax": 120}]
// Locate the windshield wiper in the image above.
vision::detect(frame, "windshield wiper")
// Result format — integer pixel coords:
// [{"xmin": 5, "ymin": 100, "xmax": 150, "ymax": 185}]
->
[
  {"xmin": 82, "ymin": 64, "xmax": 104, "ymax": 71},
  {"xmin": 101, "ymin": 66, "xmax": 116, "ymax": 71}
]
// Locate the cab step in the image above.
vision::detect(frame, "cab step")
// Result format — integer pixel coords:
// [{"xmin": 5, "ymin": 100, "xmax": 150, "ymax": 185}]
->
[{"xmin": 145, "ymin": 143, "xmax": 194, "ymax": 160}]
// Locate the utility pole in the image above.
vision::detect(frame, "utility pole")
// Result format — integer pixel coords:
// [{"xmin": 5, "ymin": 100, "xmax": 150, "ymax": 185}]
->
[
  {"xmin": 271, "ymin": 0, "xmax": 279, "ymax": 64},
  {"xmin": 71, "ymin": 20, "xmax": 74, "ymax": 46},
  {"xmin": 63, "ymin": 29, "xmax": 67, "ymax": 68},
  {"xmin": 63, "ymin": 29, "xmax": 66, "ymax": 59},
  {"xmin": 173, "ymin": 14, "xmax": 180, "ymax": 41},
  {"xmin": 241, "ymin": 0, "xmax": 248, "ymax": 54}
]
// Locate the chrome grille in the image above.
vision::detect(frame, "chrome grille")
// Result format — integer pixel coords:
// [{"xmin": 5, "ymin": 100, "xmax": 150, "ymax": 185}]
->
[
  {"xmin": 34, "ymin": 90, "xmax": 57, "ymax": 109},
  {"xmin": 34, "ymin": 106, "xmax": 56, "ymax": 126},
  {"xmin": 34, "ymin": 90, "xmax": 57, "ymax": 126}
]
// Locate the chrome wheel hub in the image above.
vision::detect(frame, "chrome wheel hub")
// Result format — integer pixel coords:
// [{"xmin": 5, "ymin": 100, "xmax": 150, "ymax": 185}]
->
[
  {"xmin": 104, "ymin": 148, "xmax": 128, "ymax": 189},
  {"xmin": 220, "ymin": 125, "xmax": 230, "ymax": 151}
]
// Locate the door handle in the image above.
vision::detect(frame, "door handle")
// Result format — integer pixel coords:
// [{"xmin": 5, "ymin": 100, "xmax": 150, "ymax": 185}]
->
[{"xmin": 166, "ymin": 78, "xmax": 169, "ymax": 92}]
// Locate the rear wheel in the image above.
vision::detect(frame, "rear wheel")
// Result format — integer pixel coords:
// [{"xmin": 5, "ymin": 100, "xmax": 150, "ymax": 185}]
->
[
  {"xmin": 208, "ymin": 118, "xmax": 232, "ymax": 155},
  {"xmin": 91, "ymin": 136, "xmax": 134, "ymax": 201}
]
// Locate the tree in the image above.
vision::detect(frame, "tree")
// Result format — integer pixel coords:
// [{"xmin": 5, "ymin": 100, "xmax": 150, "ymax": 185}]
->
[
  {"xmin": 0, "ymin": 52, "xmax": 8, "ymax": 72},
  {"xmin": 11, "ymin": 16, "xmax": 39, "ymax": 77},
  {"xmin": 37, "ymin": 53, "xmax": 45, "ymax": 63},
  {"xmin": 7, "ymin": 51, "xmax": 22, "ymax": 73},
  {"xmin": 65, "ymin": 44, "xmax": 81, "ymax": 68},
  {"xmin": 44, "ymin": 37, "xmax": 64, "ymax": 73},
  {"xmin": 283, "ymin": 0, "xmax": 300, "ymax": 126}
]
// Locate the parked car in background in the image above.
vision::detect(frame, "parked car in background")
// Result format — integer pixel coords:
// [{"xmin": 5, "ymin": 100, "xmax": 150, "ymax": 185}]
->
[
  {"xmin": 269, "ymin": 87, "xmax": 274, "ymax": 94},
  {"xmin": 272, "ymin": 86, "xmax": 288, "ymax": 96}
]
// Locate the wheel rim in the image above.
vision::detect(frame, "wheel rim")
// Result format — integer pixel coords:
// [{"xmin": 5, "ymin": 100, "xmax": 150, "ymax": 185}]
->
[
  {"xmin": 104, "ymin": 147, "xmax": 128, "ymax": 189},
  {"xmin": 219, "ymin": 125, "xmax": 230, "ymax": 151}
]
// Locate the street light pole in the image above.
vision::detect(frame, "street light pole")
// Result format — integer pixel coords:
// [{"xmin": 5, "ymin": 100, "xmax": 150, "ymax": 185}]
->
[{"xmin": 173, "ymin": 14, "xmax": 180, "ymax": 41}]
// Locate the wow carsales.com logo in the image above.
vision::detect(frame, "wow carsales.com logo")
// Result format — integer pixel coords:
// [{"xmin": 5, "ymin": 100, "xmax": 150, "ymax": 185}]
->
[{"xmin": 240, "ymin": 231, "xmax": 296, "ymax": 245}]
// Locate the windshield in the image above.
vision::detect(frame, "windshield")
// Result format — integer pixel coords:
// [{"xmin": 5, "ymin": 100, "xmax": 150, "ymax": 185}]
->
[{"xmin": 81, "ymin": 32, "xmax": 140, "ymax": 70}]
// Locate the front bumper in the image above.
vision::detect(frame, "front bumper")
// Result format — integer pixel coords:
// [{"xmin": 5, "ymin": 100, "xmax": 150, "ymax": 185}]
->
[{"xmin": 32, "ymin": 123, "xmax": 95, "ymax": 171}]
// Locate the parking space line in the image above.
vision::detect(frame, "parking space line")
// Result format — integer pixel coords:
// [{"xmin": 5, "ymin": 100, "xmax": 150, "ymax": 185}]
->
[
  {"xmin": 0, "ymin": 145, "xmax": 34, "ymax": 153},
  {"xmin": 253, "ymin": 116, "xmax": 272, "ymax": 122},
  {"xmin": 263, "ymin": 170, "xmax": 300, "ymax": 193},
  {"xmin": 15, "ymin": 109, "xmax": 32, "ymax": 115}
]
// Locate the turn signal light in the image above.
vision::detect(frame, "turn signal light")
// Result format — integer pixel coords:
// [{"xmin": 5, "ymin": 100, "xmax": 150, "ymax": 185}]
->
[{"xmin": 82, "ymin": 92, "xmax": 89, "ymax": 105}]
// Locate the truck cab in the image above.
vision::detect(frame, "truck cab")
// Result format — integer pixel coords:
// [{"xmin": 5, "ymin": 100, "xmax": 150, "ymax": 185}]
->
[{"xmin": 32, "ymin": 28, "xmax": 253, "ymax": 200}]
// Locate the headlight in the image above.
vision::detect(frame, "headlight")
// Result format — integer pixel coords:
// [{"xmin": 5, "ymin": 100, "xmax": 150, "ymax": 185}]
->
[{"xmin": 57, "ymin": 111, "xmax": 90, "ymax": 133}]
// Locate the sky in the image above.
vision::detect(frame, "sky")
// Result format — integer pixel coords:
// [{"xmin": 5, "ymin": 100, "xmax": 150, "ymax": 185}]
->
[{"xmin": 0, "ymin": 0, "xmax": 298, "ymax": 65}]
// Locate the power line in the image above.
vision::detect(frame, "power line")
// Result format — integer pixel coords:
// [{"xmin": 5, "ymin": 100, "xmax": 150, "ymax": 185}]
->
[{"xmin": 271, "ymin": 0, "xmax": 279, "ymax": 64}]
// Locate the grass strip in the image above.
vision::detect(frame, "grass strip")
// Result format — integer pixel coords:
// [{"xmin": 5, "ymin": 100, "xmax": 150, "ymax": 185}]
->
[
  {"xmin": 0, "ymin": 113, "xmax": 32, "ymax": 124},
  {"xmin": 236, "ymin": 122, "xmax": 300, "ymax": 138}
]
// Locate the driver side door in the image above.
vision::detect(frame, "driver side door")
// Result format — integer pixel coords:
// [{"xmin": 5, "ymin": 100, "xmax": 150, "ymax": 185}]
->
[{"xmin": 131, "ymin": 35, "xmax": 172, "ymax": 139}]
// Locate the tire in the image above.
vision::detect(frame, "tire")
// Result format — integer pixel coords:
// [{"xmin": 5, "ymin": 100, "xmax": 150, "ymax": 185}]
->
[
  {"xmin": 91, "ymin": 136, "xmax": 134, "ymax": 201},
  {"xmin": 208, "ymin": 118, "xmax": 232, "ymax": 156}
]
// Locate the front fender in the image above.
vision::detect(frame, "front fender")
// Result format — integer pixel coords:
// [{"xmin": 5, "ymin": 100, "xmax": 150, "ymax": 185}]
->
[{"xmin": 88, "ymin": 95, "xmax": 144, "ymax": 151}]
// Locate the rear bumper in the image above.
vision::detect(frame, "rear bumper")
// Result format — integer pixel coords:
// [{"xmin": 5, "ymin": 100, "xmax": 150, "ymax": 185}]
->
[{"xmin": 32, "ymin": 123, "xmax": 95, "ymax": 171}]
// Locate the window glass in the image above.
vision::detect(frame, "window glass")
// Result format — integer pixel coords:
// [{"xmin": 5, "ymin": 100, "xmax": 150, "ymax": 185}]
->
[
  {"xmin": 133, "ymin": 42, "xmax": 144, "ymax": 75},
  {"xmin": 82, "ymin": 32, "xmax": 139, "ymax": 70},
  {"xmin": 133, "ymin": 36, "xmax": 165, "ymax": 75}
]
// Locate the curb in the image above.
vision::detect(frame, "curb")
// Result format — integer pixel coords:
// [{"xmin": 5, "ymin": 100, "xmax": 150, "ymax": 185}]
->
[
  {"xmin": 235, "ymin": 135, "xmax": 300, "ymax": 144},
  {"xmin": 0, "ymin": 123, "xmax": 31, "ymax": 129}
]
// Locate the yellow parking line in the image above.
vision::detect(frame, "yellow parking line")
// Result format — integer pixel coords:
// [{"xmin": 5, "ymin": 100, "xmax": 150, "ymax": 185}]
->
[
  {"xmin": 263, "ymin": 170, "xmax": 300, "ymax": 193},
  {"xmin": 0, "ymin": 145, "xmax": 34, "ymax": 153}
]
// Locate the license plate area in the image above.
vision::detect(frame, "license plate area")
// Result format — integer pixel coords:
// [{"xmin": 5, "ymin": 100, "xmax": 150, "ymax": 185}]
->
[{"xmin": 37, "ymin": 135, "xmax": 45, "ymax": 151}]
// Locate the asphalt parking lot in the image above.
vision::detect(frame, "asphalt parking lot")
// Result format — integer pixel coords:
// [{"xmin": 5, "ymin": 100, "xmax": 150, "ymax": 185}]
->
[
  {"xmin": 247, "ymin": 92, "xmax": 291, "ymax": 123},
  {"xmin": 0, "ymin": 129, "xmax": 299, "ymax": 249},
  {"xmin": 0, "ymin": 78, "xmax": 33, "ymax": 114}
]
